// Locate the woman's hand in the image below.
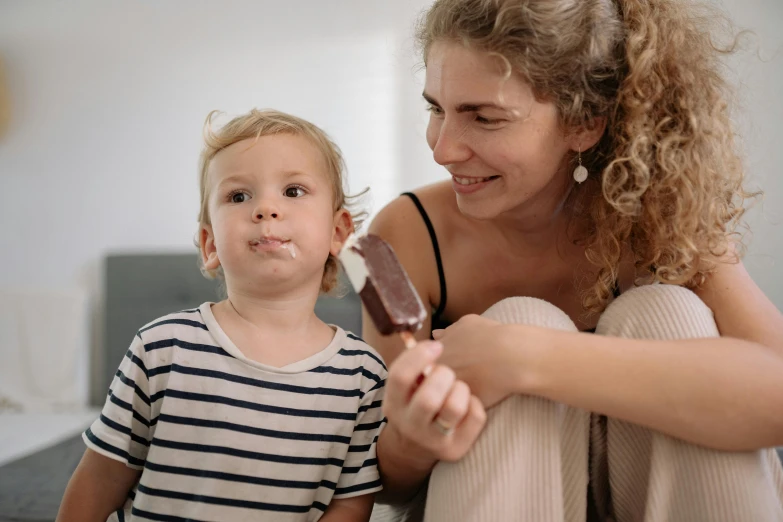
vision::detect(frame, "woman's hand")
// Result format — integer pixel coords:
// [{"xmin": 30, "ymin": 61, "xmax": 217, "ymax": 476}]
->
[
  {"xmin": 433, "ymin": 314, "xmax": 529, "ymax": 409},
  {"xmin": 383, "ymin": 340, "xmax": 487, "ymax": 463}
]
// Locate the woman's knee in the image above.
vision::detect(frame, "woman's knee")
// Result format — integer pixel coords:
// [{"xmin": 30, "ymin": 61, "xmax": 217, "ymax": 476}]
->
[
  {"xmin": 482, "ymin": 296, "xmax": 578, "ymax": 332},
  {"xmin": 596, "ymin": 284, "xmax": 719, "ymax": 340}
]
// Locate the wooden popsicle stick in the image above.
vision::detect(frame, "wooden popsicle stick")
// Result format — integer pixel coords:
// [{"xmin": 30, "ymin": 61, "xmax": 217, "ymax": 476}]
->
[
  {"xmin": 399, "ymin": 331, "xmax": 417, "ymax": 350},
  {"xmin": 399, "ymin": 331, "xmax": 435, "ymax": 376}
]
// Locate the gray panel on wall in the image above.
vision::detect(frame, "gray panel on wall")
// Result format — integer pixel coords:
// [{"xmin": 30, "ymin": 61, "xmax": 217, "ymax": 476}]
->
[{"xmin": 99, "ymin": 253, "xmax": 362, "ymax": 405}]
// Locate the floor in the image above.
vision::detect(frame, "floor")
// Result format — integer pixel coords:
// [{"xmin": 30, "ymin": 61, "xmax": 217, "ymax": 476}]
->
[{"xmin": 0, "ymin": 434, "xmax": 85, "ymax": 522}]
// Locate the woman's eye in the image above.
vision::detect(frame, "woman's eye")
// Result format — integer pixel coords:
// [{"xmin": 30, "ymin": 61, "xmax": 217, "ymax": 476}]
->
[
  {"xmin": 476, "ymin": 115, "xmax": 501, "ymax": 125},
  {"xmin": 284, "ymin": 186, "xmax": 305, "ymax": 198},
  {"xmin": 426, "ymin": 104, "xmax": 444, "ymax": 116},
  {"xmin": 229, "ymin": 191, "xmax": 249, "ymax": 203}
]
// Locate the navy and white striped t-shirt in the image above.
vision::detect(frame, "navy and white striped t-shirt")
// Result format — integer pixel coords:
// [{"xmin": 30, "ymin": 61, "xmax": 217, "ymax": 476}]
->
[{"xmin": 84, "ymin": 302, "xmax": 387, "ymax": 522}]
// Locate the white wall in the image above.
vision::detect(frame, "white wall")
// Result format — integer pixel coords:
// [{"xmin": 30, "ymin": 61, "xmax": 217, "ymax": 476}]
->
[
  {"xmin": 0, "ymin": 0, "xmax": 437, "ymax": 405},
  {"xmin": 0, "ymin": 0, "xmax": 435, "ymax": 285},
  {"xmin": 0, "ymin": 0, "xmax": 780, "ymax": 328},
  {"xmin": 719, "ymin": 0, "xmax": 783, "ymax": 307}
]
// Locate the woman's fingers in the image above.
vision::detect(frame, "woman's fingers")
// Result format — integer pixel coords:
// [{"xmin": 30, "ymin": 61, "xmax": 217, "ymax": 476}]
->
[
  {"xmin": 383, "ymin": 341, "xmax": 442, "ymax": 419},
  {"xmin": 432, "ymin": 379, "xmax": 470, "ymax": 434},
  {"xmin": 442, "ymin": 395, "xmax": 487, "ymax": 462},
  {"xmin": 407, "ymin": 365, "xmax": 456, "ymax": 428},
  {"xmin": 382, "ymin": 338, "xmax": 488, "ymax": 463}
]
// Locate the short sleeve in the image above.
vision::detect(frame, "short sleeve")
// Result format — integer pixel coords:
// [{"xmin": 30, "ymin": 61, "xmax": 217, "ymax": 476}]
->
[
  {"xmin": 83, "ymin": 334, "xmax": 152, "ymax": 469},
  {"xmin": 333, "ymin": 371, "xmax": 386, "ymax": 499}
]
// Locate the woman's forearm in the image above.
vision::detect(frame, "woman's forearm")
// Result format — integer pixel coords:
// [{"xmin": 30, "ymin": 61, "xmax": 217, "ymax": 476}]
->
[
  {"xmin": 513, "ymin": 326, "xmax": 783, "ymax": 451},
  {"xmin": 376, "ymin": 424, "xmax": 436, "ymax": 504}
]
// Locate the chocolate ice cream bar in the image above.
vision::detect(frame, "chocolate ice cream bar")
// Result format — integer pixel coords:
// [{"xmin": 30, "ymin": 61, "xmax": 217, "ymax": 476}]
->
[{"xmin": 339, "ymin": 234, "xmax": 426, "ymax": 348}]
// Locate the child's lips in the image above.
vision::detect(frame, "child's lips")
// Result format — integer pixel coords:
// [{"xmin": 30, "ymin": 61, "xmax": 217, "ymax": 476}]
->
[
  {"xmin": 249, "ymin": 237, "xmax": 296, "ymax": 258},
  {"xmin": 250, "ymin": 235, "xmax": 289, "ymax": 247}
]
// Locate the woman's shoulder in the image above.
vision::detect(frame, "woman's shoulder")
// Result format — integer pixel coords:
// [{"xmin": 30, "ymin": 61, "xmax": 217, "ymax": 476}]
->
[
  {"xmin": 371, "ymin": 182, "xmax": 446, "ymax": 245},
  {"xmin": 372, "ymin": 181, "xmax": 459, "ymax": 235},
  {"xmin": 411, "ymin": 180, "xmax": 460, "ymax": 210},
  {"xmin": 368, "ymin": 181, "xmax": 457, "ymax": 303}
]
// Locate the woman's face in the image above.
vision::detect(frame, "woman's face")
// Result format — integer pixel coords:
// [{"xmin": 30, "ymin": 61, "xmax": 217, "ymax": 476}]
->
[{"xmin": 424, "ymin": 41, "xmax": 576, "ymax": 221}]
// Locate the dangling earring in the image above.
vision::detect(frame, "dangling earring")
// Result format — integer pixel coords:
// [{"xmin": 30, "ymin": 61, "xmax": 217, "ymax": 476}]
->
[{"xmin": 573, "ymin": 147, "xmax": 588, "ymax": 183}]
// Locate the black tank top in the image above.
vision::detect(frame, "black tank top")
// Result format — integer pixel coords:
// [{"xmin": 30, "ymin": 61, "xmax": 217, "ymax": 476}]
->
[
  {"xmin": 401, "ymin": 192, "xmax": 620, "ymax": 335},
  {"xmin": 402, "ymin": 192, "xmax": 451, "ymax": 332}
]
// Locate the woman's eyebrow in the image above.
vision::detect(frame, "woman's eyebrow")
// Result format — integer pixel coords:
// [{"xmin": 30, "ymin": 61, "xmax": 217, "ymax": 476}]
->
[{"xmin": 422, "ymin": 91, "xmax": 509, "ymax": 113}]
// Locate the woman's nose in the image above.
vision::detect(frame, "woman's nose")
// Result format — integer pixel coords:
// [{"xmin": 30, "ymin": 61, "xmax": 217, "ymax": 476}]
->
[{"xmin": 430, "ymin": 119, "xmax": 472, "ymax": 166}]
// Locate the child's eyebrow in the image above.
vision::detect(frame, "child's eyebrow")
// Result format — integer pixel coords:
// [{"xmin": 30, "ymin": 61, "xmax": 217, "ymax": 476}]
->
[
  {"xmin": 281, "ymin": 169, "xmax": 314, "ymax": 177},
  {"xmin": 215, "ymin": 171, "xmax": 320, "ymax": 189},
  {"xmin": 216, "ymin": 174, "xmax": 252, "ymax": 187},
  {"xmin": 281, "ymin": 170, "xmax": 323, "ymax": 184}
]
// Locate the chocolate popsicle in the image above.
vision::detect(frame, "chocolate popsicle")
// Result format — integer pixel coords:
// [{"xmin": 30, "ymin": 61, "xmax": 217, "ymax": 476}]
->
[{"xmin": 338, "ymin": 234, "xmax": 427, "ymax": 349}]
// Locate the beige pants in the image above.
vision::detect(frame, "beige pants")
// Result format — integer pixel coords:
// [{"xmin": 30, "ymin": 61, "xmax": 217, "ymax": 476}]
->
[{"xmin": 372, "ymin": 285, "xmax": 783, "ymax": 522}]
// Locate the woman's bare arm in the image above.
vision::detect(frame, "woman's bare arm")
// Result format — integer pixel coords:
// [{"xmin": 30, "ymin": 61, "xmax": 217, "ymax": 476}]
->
[
  {"xmin": 320, "ymin": 494, "xmax": 375, "ymax": 522},
  {"xmin": 695, "ymin": 254, "xmax": 783, "ymax": 355},
  {"xmin": 365, "ymin": 195, "xmax": 488, "ymax": 502},
  {"xmin": 494, "ymin": 259, "xmax": 783, "ymax": 450}
]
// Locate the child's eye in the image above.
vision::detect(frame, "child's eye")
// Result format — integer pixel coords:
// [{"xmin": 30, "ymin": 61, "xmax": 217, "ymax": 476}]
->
[
  {"xmin": 284, "ymin": 185, "xmax": 306, "ymax": 198},
  {"xmin": 228, "ymin": 190, "xmax": 250, "ymax": 203}
]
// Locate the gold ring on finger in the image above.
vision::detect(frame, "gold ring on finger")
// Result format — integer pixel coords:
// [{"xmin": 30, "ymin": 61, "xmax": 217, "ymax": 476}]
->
[{"xmin": 434, "ymin": 418, "xmax": 454, "ymax": 436}]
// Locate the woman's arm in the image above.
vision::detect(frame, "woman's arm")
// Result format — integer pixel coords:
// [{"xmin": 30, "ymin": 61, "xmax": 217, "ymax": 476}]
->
[
  {"xmin": 376, "ymin": 421, "xmax": 439, "ymax": 503},
  {"xmin": 695, "ymin": 253, "xmax": 783, "ymax": 354},
  {"xmin": 375, "ymin": 342, "xmax": 486, "ymax": 503},
  {"xmin": 436, "ymin": 259, "xmax": 783, "ymax": 451},
  {"xmin": 525, "ymin": 328, "xmax": 783, "ymax": 450},
  {"xmin": 56, "ymin": 448, "xmax": 140, "ymax": 522},
  {"xmin": 320, "ymin": 494, "xmax": 375, "ymax": 522},
  {"xmin": 363, "ymin": 196, "xmax": 487, "ymax": 502}
]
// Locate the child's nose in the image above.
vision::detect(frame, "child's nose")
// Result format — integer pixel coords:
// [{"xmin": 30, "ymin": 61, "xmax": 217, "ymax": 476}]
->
[{"xmin": 252, "ymin": 201, "xmax": 279, "ymax": 221}]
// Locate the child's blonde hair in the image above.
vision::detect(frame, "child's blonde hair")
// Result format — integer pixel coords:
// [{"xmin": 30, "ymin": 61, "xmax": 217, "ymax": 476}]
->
[{"xmin": 196, "ymin": 108, "xmax": 366, "ymax": 293}]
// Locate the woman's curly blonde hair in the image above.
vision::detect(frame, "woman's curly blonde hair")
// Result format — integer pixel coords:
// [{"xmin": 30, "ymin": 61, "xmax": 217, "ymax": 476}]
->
[
  {"xmin": 196, "ymin": 109, "xmax": 367, "ymax": 294},
  {"xmin": 418, "ymin": 0, "xmax": 757, "ymax": 313}
]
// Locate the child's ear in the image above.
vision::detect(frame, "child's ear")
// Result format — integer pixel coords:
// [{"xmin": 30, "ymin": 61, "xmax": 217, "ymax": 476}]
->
[
  {"xmin": 199, "ymin": 224, "xmax": 221, "ymax": 271},
  {"xmin": 330, "ymin": 209, "xmax": 354, "ymax": 257}
]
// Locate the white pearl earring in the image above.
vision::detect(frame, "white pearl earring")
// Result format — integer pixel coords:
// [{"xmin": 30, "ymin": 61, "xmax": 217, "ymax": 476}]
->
[{"xmin": 573, "ymin": 148, "xmax": 588, "ymax": 183}]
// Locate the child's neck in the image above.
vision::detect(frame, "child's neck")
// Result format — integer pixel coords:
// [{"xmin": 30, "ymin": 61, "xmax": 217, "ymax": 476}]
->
[{"xmin": 212, "ymin": 289, "xmax": 335, "ymax": 368}]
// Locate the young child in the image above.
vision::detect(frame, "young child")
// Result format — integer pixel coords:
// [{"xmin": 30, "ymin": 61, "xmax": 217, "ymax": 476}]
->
[{"xmin": 57, "ymin": 109, "xmax": 386, "ymax": 522}]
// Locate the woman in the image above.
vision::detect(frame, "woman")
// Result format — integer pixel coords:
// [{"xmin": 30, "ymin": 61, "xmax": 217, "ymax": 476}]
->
[{"xmin": 367, "ymin": 0, "xmax": 783, "ymax": 521}]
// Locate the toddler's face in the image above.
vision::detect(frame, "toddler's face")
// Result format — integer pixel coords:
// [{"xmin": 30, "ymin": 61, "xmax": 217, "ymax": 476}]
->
[{"xmin": 200, "ymin": 134, "xmax": 348, "ymax": 294}]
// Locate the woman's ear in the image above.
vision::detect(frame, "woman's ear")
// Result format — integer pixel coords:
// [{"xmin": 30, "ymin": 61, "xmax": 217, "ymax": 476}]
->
[
  {"xmin": 330, "ymin": 209, "xmax": 354, "ymax": 256},
  {"xmin": 569, "ymin": 116, "xmax": 607, "ymax": 152},
  {"xmin": 199, "ymin": 224, "xmax": 221, "ymax": 271}
]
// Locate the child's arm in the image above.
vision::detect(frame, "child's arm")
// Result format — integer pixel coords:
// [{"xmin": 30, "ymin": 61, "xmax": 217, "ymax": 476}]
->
[
  {"xmin": 319, "ymin": 494, "xmax": 375, "ymax": 522},
  {"xmin": 56, "ymin": 448, "xmax": 140, "ymax": 522}
]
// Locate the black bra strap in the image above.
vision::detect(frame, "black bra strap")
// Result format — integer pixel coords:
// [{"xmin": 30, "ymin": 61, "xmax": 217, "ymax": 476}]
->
[{"xmin": 401, "ymin": 192, "xmax": 447, "ymax": 319}]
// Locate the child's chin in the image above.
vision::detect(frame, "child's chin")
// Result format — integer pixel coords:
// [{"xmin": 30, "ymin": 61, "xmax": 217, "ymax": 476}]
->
[{"xmin": 235, "ymin": 266, "xmax": 318, "ymax": 288}]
